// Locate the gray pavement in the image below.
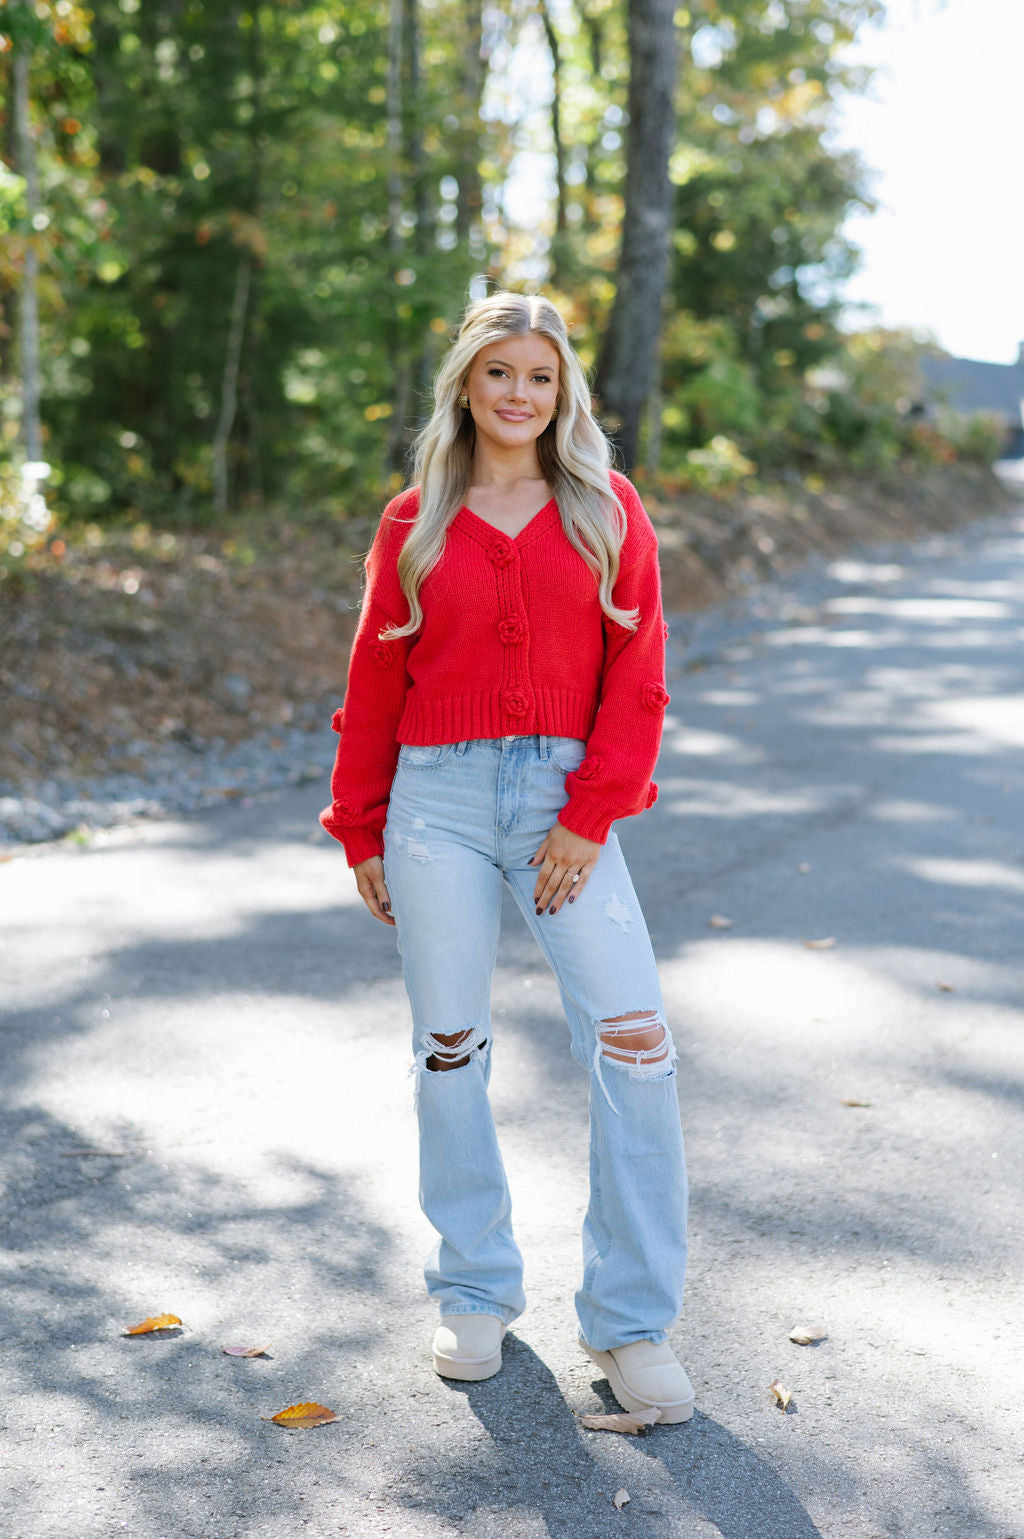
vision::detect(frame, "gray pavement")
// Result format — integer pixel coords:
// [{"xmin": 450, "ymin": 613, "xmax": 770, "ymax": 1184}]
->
[{"xmin": 2, "ymin": 504, "xmax": 1023, "ymax": 1539}]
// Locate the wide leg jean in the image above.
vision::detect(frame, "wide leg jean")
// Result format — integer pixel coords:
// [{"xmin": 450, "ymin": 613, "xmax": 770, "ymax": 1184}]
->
[{"xmin": 382, "ymin": 734, "xmax": 688, "ymax": 1351}]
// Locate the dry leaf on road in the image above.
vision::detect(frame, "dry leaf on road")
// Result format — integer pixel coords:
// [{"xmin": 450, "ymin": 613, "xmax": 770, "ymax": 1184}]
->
[
  {"xmin": 222, "ymin": 1344, "xmax": 271, "ymax": 1358},
  {"xmin": 708, "ymin": 914, "xmax": 734, "ymax": 930},
  {"xmin": 613, "ymin": 1488, "xmax": 630, "ymax": 1510},
  {"xmin": 936, "ymin": 980, "xmax": 955, "ymax": 992},
  {"xmin": 839, "ymin": 1098, "xmax": 871, "ymax": 1108},
  {"xmin": 768, "ymin": 1380, "xmax": 792, "ymax": 1410},
  {"xmin": 788, "ymin": 1324, "xmax": 827, "ymax": 1345},
  {"xmin": 123, "ymin": 1313, "xmax": 182, "ymax": 1336},
  {"xmin": 264, "ymin": 1402, "xmax": 338, "ymax": 1429},
  {"xmin": 805, "ymin": 936, "xmax": 836, "ymax": 950},
  {"xmin": 579, "ymin": 1409, "xmax": 660, "ymax": 1435}
]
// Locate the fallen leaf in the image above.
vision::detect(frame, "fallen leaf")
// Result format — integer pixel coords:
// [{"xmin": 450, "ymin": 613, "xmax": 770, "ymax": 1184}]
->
[
  {"xmin": 805, "ymin": 936, "xmax": 836, "ymax": 950},
  {"xmin": 768, "ymin": 1380, "xmax": 792, "ymax": 1410},
  {"xmin": 264, "ymin": 1402, "xmax": 338, "ymax": 1430},
  {"xmin": 60, "ymin": 1149, "xmax": 129, "ymax": 1158},
  {"xmin": 936, "ymin": 980, "xmax": 955, "ymax": 993},
  {"xmin": 579, "ymin": 1409, "xmax": 660, "ymax": 1435},
  {"xmin": 222, "ymin": 1344, "xmax": 272, "ymax": 1358},
  {"xmin": 708, "ymin": 914, "xmax": 734, "ymax": 930},
  {"xmin": 797, "ymin": 862, "xmax": 811, "ymax": 875},
  {"xmin": 788, "ymin": 1323, "xmax": 827, "ymax": 1345},
  {"xmin": 613, "ymin": 1488, "xmax": 630, "ymax": 1510},
  {"xmin": 839, "ymin": 1098, "xmax": 871, "ymax": 1108},
  {"xmin": 123, "ymin": 1313, "xmax": 182, "ymax": 1336}
]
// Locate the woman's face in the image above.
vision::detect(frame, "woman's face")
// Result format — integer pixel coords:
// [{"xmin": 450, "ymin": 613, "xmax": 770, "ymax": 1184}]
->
[{"xmin": 463, "ymin": 331, "xmax": 560, "ymax": 455}]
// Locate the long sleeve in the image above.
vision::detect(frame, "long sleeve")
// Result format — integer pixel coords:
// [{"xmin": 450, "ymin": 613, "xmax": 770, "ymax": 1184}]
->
[
  {"xmin": 319, "ymin": 494, "xmax": 416, "ymax": 866},
  {"xmin": 557, "ymin": 480, "xmax": 668, "ymax": 844}
]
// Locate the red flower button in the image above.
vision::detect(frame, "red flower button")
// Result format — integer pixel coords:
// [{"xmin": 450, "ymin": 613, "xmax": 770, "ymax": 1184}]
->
[
  {"xmin": 502, "ymin": 688, "xmax": 530, "ymax": 717},
  {"xmin": 331, "ymin": 708, "xmax": 345, "ymax": 733},
  {"xmin": 645, "ymin": 781, "xmax": 659, "ymax": 809},
  {"xmin": 663, "ymin": 621, "xmax": 670, "ymax": 641},
  {"xmin": 370, "ymin": 640, "xmax": 396, "ymax": 667},
  {"xmin": 572, "ymin": 755, "xmax": 602, "ymax": 782},
  {"xmin": 498, "ymin": 617, "xmax": 526, "ymax": 645},
  {"xmin": 489, "ymin": 543, "xmax": 515, "ymax": 569},
  {"xmin": 642, "ymin": 682, "xmax": 671, "ymax": 714}
]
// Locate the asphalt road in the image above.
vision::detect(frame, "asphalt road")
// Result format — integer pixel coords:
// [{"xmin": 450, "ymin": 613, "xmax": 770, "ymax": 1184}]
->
[{"xmin": 2, "ymin": 504, "xmax": 1023, "ymax": 1539}]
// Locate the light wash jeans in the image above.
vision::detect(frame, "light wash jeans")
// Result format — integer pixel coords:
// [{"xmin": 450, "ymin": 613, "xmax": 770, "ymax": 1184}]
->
[{"xmin": 382, "ymin": 734, "xmax": 687, "ymax": 1351}]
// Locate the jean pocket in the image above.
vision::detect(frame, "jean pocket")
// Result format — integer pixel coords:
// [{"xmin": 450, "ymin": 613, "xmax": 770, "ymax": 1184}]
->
[
  {"xmin": 547, "ymin": 736, "xmax": 587, "ymax": 773},
  {"xmin": 398, "ymin": 743, "xmax": 456, "ymax": 768}
]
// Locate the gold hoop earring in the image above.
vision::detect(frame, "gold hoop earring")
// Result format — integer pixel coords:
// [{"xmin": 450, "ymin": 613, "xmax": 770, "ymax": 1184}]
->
[{"xmin": 457, "ymin": 393, "xmax": 469, "ymax": 409}]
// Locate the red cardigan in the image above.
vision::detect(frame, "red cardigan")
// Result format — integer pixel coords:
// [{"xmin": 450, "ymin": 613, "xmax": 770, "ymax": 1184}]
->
[{"xmin": 320, "ymin": 469, "xmax": 669, "ymax": 866}]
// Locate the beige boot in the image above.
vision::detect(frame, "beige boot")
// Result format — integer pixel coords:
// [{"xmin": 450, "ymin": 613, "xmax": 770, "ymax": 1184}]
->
[
  {"xmin": 432, "ymin": 1314, "xmax": 507, "ymax": 1381},
  {"xmin": 581, "ymin": 1338, "xmax": 695, "ymax": 1423}
]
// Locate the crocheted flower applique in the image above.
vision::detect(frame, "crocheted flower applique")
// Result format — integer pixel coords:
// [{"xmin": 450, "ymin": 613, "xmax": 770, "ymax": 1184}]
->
[
  {"xmin": 572, "ymin": 755, "xmax": 603, "ymax": 782},
  {"xmin": 370, "ymin": 639, "xmax": 397, "ymax": 667},
  {"xmin": 645, "ymin": 782, "xmax": 659, "ymax": 809},
  {"xmin": 498, "ymin": 617, "xmax": 526, "ymax": 645},
  {"xmin": 502, "ymin": 688, "xmax": 530, "ymax": 717},
  {"xmin": 642, "ymin": 682, "xmax": 671, "ymax": 714},
  {"xmin": 331, "ymin": 708, "xmax": 345, "ymax": 733},
  {"xmin": 488, "ymin": 543, "xmax": 516, "ymax": 569},
  {"xmin": 329, "ymin": 798, "xmax": 363, "ymax": 826}
]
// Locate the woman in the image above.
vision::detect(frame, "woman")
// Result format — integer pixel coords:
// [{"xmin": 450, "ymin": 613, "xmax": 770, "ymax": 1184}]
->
[{"xmin": 321, "ymin": 291, "xmax": 692, "ymax": 1423}]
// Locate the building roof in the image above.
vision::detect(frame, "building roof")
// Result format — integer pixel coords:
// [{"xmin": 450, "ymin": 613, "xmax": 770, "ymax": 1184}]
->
[{"xmin": 918, "ymin": 350, "xmax": 1024, "ymax": 424}]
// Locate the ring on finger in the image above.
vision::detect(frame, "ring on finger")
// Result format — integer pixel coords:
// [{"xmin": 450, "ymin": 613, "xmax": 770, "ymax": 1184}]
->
[{"xmin": 570, "ymin": 872, "xmax": 581, "ymax": 884}]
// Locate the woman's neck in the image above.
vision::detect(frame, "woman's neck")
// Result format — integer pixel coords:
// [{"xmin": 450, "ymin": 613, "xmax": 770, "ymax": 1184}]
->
[{"xmin": 469, "ymin": 440, "xmax": 545, "ymax": 491}]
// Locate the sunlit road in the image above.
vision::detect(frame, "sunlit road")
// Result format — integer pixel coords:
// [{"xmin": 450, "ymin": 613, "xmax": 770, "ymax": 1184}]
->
[{"xmin": 2, "ymin": 504, "xmax": 1023, "ymax": 1539}]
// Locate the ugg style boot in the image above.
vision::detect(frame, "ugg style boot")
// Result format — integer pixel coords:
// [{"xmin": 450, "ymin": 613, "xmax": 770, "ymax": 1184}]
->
[
  {"xmin": 432, "ymin": 1315, "xmax": 507, "ymax": 1381},
  {"xmin": 581, "ymin": 1338, "xmax": 695, "ymax": 1423}
]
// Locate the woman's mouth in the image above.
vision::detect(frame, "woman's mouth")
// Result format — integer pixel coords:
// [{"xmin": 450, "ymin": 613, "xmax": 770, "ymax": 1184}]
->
[{"xmin": 496, "ymin": 410, "xmax": 532, "ymax": 421}]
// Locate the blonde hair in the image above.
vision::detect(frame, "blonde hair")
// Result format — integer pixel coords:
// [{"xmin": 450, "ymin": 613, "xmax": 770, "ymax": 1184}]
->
[{"xmin": 382, "ymin": 291, "xmax": 637, "ymax": 638}]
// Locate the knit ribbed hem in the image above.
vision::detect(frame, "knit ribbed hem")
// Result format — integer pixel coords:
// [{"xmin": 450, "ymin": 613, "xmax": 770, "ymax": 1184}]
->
[
  {"xmin": 319, "ymin": 808, "xmax": 384, "ymax": 868},
  {"xmin": 397, "ymin": 689, "xmax": 596, "ymax": 746},
  {"xmin": 556, "ymin": 795, "xmax": 616, "ymax": 846}
]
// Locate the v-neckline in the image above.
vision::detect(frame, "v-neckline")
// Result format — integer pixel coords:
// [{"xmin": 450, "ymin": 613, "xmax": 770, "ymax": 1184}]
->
[{"xmin": 458, "ymin": 496, "xmax": 558, "ymax": 543}]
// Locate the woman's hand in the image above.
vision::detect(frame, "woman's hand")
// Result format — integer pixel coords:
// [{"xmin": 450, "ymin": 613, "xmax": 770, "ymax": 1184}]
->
[
  {"xmin": 353, "ymin": 856, "xmax": 395, "ymax": 926},
  {"xmin": 530, "ymin": 823, "xmax": 601, "ymax": 916}
]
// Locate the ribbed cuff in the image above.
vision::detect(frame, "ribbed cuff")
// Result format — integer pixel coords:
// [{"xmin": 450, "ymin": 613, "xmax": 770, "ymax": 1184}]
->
[
  {"xmin": 556, "ymin": 796, "xmax": 615, "ymax": 846},
  {"xmin": 318, "ymin": 808, "xmax": 385, "ymax": 867}
]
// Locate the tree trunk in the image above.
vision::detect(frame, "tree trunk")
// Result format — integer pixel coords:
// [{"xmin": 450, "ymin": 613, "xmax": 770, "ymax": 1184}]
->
[
  {"xmin": 454, "ymin": 0, "xmax": 485, "ymax": 247},
  {"xmin": 212, "ymin": 253, "xmax": 252, "ymax": 515},
  {"xmin": 386, "ymin": 0, "xmax": 404, "ymax": 259},
  {"xmin": 12, "ymin": 6, "xmax": 43, "ymax": 465},
  {"xmin": 594, "ymin": 0, "xmax": 680, "ymax": 471},
  {"xmin": 538, "ymin": 1, "xmax": 567, "ymax": 250}
]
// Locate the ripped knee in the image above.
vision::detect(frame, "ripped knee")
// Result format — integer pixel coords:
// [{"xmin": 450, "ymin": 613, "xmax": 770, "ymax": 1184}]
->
[
  {"xmin": 591, "ymin": 1011, "xmax": 676, "ymax": 1112},
  {"xmin": 418, "ymin": 1027, "xmax": 488, "ymax": 1073},
  {"xmin": 598, "ymin": 1010, "xmax": 672, "ymax": 1069}
]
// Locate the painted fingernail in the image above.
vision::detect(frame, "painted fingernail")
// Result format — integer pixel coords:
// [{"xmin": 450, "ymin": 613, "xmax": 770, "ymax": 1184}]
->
[
  {"xmin": 382, "ymin": 902, "xmax": 390, "ymax": 913},
  {"xmin": 535, "ymin": 906, "xmax": 543, "ymax": 916},
  {"xmin": 549, "ymin": 904, "xmax": 558, "ymax": 915},
  {"xmin": 567, "ymin": 895, "xmax": 575, "ymax": 904}
]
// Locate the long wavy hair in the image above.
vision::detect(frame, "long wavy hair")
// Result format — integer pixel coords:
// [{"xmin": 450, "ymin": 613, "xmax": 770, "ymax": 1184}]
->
[{"xmin": 381, "ymin": 291, "xmax": 637, "ymax": 638}]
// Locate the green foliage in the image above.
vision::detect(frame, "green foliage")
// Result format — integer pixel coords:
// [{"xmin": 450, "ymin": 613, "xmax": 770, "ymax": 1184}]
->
[{"xmin": 0, "ymin": 0, "xmax": 996, "ymax": 531}]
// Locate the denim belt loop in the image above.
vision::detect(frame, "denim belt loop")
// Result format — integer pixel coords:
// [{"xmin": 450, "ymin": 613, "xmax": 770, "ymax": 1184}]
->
[
  {"xmin": 538, "ymin": 733, "xmax": 549, "ymax": 761},
  {"xmin": 455, "ymin": 740, "xmax": 469, "ymax": 757}
]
